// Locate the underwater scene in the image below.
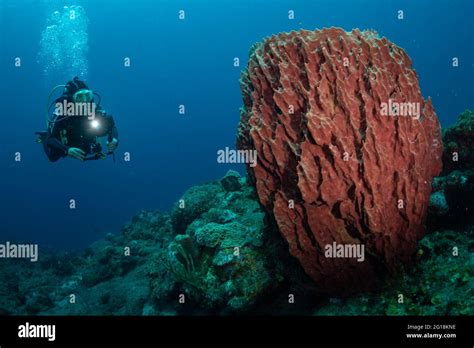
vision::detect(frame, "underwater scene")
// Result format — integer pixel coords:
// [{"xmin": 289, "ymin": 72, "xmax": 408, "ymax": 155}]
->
[{"xmin": 0, "ymin": 0, "xmax": 473, "ymax": 325}]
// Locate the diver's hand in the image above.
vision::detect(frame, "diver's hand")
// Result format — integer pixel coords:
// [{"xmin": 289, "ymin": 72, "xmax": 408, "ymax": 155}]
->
[
  {"xmin": 67, "ymin": 147, "xmax": 86, "ymax": 161},
  {"xmin": 106, "ymin": 138, "xmax": 118, "ymax": 153}
]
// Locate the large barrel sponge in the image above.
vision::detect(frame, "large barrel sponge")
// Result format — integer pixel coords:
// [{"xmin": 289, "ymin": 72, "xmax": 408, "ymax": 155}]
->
[{"xmin": 237, "ymin": 28, "xmax": 443, "ymax": 294}]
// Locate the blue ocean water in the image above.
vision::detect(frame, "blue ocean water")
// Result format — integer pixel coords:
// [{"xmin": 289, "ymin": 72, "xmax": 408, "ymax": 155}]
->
[{"xmin": 0, "ymin": 0, "xmax": 472, "ymax": 250}]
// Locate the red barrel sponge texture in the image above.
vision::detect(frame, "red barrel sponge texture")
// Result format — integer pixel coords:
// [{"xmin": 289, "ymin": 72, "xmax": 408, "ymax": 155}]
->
[{"xmin": 237, "ymin": 28, "xmax": 443, "ymax": 293}]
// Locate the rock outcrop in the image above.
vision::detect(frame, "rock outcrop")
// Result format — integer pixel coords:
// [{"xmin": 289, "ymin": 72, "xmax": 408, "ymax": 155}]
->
[{"xmin": 238, "ymin": 28, "xmax": 443, "ymax": 293}]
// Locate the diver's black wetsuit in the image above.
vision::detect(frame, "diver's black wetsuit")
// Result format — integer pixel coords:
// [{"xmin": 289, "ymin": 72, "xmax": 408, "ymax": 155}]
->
[
  {"xmin": 45, "ymin": 112, "xmax": 118, "ymax": 162},
  {"xmin": 43, "ymin": 77, "xmax": 119, "ymax": 162}
]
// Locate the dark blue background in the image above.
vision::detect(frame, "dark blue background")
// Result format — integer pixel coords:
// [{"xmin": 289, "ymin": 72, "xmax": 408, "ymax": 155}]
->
[{"xmin": 0, "ymin": 0, "xmax": 473, "ymax": 249}]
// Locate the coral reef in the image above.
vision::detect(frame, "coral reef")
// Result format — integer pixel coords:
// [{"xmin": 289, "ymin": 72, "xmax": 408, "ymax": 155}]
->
[
  {"xmin": 0, "ymin": 171, "xmax": 289, "ymax": 315},
  {"xmin": 0, "ymin": 165, "xmax": 471, "ymax": 315},
  {"xmin": 442, "ymin": 110, "xmax": 474, "ymax": 174},
  {"xmin": 164, "ymin": 170, "xmax": 286, "ymax": 311},
  {"xmin": 0, "ymin": 32, "xmax": 471, "ymax": 317},
  {"xmin": 314, "ymin": 228, "xmax": 473, "ymax": 315},
  {"xmin": 428, "ymin": 110, "xmax": 474, "ymax": 228},
  {"xmin": 237, "ymin": 27, "xmax": 443, "ymax": 293}
]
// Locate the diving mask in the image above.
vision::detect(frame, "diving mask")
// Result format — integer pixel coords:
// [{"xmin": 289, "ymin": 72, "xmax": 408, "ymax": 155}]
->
[{"xmin": 73, "ymin": 89, "xmax": 94, "ymax": 103}]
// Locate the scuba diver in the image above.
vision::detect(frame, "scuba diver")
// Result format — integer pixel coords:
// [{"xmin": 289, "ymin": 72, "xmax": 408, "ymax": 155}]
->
[{"xmin": 36, "ymin": 76, "xmax": 119, "ymax": 162}]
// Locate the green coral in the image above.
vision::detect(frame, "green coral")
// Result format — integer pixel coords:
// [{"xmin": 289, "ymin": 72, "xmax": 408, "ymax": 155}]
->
[
  {"xmin": 428, "ymin": 191, "xmax": 449, "ymax": 216},
  {"xmin": 442, "ymin": 109, "xmax": 474, "ymax": 174},
  {"xmin": 163, "ymin": 235, "xmax": 206, "ymax": 293},
  {"xmin": 170, "ymin": 183, "xmax": 222, "ymax": 233},
  {"xmin": 313, "ymin": 228, "xmax": 473, "ymax": 316},
  {"xmin": 164, "ymin": 172, "xmax": 285, "ymax": 312}
]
